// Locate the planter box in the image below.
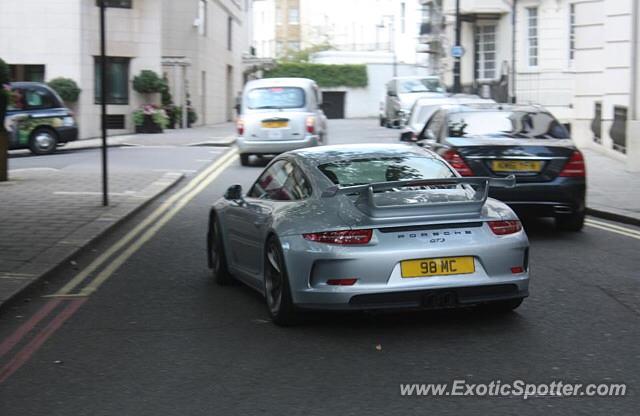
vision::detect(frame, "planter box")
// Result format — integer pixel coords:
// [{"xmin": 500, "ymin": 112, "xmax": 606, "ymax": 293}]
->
[{"xmin": 135, "ymin": 114, "xmax": 163, "ymax": 134}]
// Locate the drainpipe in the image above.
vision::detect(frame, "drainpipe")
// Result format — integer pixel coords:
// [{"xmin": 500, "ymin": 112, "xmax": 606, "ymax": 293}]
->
[{"xmin": 628, "ymin": 0, "xmax": 639, "ymax": 171}]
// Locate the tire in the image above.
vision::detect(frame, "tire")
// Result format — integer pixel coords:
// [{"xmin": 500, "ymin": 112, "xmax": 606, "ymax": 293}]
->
[
  {"xmin": 208, "ymin": 216, "xmax": 233, "ymax": 285},
  {"xmin": 556, "ymin": 210, "xmax": 585, "ymax": 232},
  {"xmin": 29, "ymin": 128, "xmax": 58, "ymax": 155},
  {"xmin": 240, "ymin": 154, "xmax": 251, "ymax": 166},
  {"xmin": 482, "ymin": 297, "xmax": 524, "ymax": 313},
  {"xmin": 264, "ymin": 236, "xmax": 298, "ymax": 326},
  {"xmin": 379, "ymin": 117, "xmax": 386, "ymax": 127}
]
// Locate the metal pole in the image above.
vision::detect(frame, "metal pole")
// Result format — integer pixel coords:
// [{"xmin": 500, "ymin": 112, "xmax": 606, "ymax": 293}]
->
[
  {"xmin": 511, "ymin": 0, "xmax": 517, "ymax": 103},
  {"xmin": 391, "ymin": 19, "xmax": 397, "ymax": 77},
  {"xmin": 453, "ymin": 0, "xmax": 461, "ymax": 93},
  {"xmin": 100, "ymin": 1, "xmax": 108, "ymax": 206}
]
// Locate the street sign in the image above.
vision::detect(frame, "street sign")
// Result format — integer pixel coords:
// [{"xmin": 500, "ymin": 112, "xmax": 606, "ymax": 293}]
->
[{"xmin": 451, "ymin": 45, "xmax": 465, "ymax": 58}]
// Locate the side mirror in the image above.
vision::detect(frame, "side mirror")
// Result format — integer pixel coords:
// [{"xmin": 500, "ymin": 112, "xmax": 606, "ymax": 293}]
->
[
  {"xmin": 400, "ymin": 130, "xmax": 415, "ymax": 142},
  {"xmin": 224, "ymin": 184, "xmax": 243, "ymax": 201}
]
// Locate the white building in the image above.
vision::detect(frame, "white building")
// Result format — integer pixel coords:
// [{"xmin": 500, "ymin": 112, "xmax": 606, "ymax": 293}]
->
[
  {"xmin": 423, "ymin": 0, "xmax": 639, "ymax": 171},
  {"xmin": 0, "ymin": 0, "xmax": 251, "ymax": 139},
  {"xmin": 252, "ymin": 0, "xmax": 423, "ymax": 64}
]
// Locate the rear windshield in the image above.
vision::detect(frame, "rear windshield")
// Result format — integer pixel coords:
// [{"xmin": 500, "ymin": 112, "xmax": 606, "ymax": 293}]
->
[
  {"xmin": 398, "ymin": 78, "xmax": 445, "ymax": 94},
  {"xmin": 447, "ymin": 111, "xmax": 570, "ymax": 139},
  {"xmin": 318, "ymin": 156, "xmax": 455, "ymax": 187},
  {"xmin": 246, "ymin": 87, "xmax": 305, "ymax": 110}
]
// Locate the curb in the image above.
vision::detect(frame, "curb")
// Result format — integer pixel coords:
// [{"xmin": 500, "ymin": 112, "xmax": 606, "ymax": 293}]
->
[
  {"xmin": 586, "ymin": 207, "xmax": 640, "ymax": 227},
  {"xmin": 0, "ymin": 172, "xmax": 185, "ymax": 311}
]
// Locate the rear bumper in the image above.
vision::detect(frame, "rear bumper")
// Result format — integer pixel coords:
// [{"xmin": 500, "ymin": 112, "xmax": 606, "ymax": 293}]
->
[
  {"xmin": 280, "ymin": 226, "xmax": 529, "ymax": 311},
  {"xmin": 489, "ymin": 177, "xmax": 586, "ymax": 216},
  {"xmin": 237, "ymin": 135, "xmax": 319, "ymax": 155}
]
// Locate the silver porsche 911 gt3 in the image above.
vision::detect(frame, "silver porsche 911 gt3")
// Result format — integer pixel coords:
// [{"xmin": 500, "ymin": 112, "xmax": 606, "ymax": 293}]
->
[{"xmin": 207, "ymin": 144, "xmax": 530, "ymax": 325}]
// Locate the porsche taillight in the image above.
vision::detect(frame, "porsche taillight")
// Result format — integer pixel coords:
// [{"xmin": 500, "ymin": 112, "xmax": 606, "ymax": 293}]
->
[
  {"xmin": 442, "ymin": 150, "xmax": 474, "ymax": 176},
  {"xmin": 559, "ymin": 150, "xmax": 585, "ymax": 177},
  {"xmin": 488, "ymin": 220, "xmax": 522, "ymax": 235},
  {"xmin": 303, "ymin": 229, "xmax": 372, "ymax": 245}
]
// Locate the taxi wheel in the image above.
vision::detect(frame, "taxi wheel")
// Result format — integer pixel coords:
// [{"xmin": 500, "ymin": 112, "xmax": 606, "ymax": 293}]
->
[
  {"xmin": 240, "ymin": 154, "xmax": 250, "ymax": 166},
  {"xmin": 29, "ymin": 128, "xmax": 58, "ymax": 155}
]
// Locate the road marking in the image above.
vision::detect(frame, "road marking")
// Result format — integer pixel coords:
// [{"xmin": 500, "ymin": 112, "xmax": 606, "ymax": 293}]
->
[
  {"xmin": 0, "ymin": 299, "xmax": 87, "ymax": 384},
  {"xmin": 79, "ymin": 154, "xmax": 237, "ymax": 295},
  {"xmin": 585, "ymin": 219, "xmax": 640, "ymax": 240},
  {"xmin": 585, "ymin": 219, "xmax": 640, "ymax": 237},
  {"xmin": 53, "ymin": 148, "xmax": 238, "ymax": 296}
]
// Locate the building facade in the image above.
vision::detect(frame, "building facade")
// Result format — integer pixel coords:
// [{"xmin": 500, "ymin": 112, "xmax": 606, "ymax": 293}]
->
[
  {"xmin": 0, "ymin": 0, "xmax": 251, "ymax": 139},
  {"xmin": 420, "ymin": 0, "xmax": 639, "ymax": 171}
]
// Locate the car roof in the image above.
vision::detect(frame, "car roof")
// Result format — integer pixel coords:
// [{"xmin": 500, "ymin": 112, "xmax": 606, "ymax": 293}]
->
[
  {"xmin": 287, "ymin": 144, "xmax": 438, "ymax": 166},
  {"xmin": 391, "ymin": 76, "xmax": 440, "ymax": 81},
  {"xmin": 442, "ymin": 103, "xmax": 547, "ymax": 114},
  {"xmin": 10, "ymin": 82, "xmax": 50, "ymax": 88},
  {"xmin": 245, "ymin": 77, "xmax": 316, "ymax": 89}
]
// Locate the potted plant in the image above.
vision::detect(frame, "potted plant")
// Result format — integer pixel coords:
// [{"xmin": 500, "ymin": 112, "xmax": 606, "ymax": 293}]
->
[
  {"xmin": 132, "ymin": 70, "xmax": 166, "ymax": 133},
  {"xmin": 133, "ymin": 104, "xmax": 169, "ymax": 134}
]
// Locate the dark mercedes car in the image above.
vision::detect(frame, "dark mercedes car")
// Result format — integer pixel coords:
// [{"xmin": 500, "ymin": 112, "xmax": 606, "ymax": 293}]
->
[
  {"xmin": 5, "ymin": 82, "xmax": 78, "ymax": 155},
  {"xmin": 403, "ymin": 104, "xmax": 586, "ymax": 231}
]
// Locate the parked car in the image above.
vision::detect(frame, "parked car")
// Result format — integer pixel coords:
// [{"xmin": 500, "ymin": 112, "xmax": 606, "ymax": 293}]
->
[
  {"xmin": 400, "ymin": 94, "xmax": 495, "ymax": 142},
  {"xmin": 236, "ymin": 77, "xmax": 328, "ymax": 166},
  {"xmin": 405, "ymin": 104, "xmax": 586, "ymax": 231},
  {"xmin": 5, "ymin": 82, "xmax": 78, "ymax": 155},
  {"xmin": 380, "ymin": 76, "xmax": 446, "ymax": 128},
  {"xmin": 207, "ymin": 144, "xmax": 529, "ymax": 325}
]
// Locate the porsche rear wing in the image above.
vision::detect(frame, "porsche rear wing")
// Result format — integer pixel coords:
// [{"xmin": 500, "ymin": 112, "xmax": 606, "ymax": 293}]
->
[{"xmin": 321, "ymin": 175, "xmax": 515, "ymax": 218}]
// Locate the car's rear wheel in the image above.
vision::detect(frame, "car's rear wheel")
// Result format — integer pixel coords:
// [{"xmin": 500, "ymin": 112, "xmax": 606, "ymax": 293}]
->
[
  {"xmin": 240, "ymin": 154, "xmax": 250, "ymax": 166},
  {"xmin": 379, "ymin": 116, "xmax": 386, "ymax": 127},
  {"xmin": 556, "ymin": 210, "xmax": 585, "ymax": 232},
  {"xmin": 208, "ymin": 217, "xmax": 233, "ymax": 285},
  {"xmin": 264, "ymin": 236, "xmax": 297, "ymax": 326},
  {"xmin": 29, "ymin": 128, "xmax": 58, "ymax": 155},
  {"xmin": 482, "ymin": 297, "xmax": 524, "ymax": 313}
]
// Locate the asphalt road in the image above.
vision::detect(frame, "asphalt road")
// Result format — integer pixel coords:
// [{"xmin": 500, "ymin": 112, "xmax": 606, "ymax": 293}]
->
[{"xmin": 1, "ymin": 119, "xmax": 639, "ymax": 415}]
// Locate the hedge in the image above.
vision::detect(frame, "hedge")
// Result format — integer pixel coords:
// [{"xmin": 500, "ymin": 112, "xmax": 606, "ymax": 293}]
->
[
  {"xmin": 263, "ymin": 63, "xmax": 368, "ymax": 88},
  {"xmin": 48, "ymin": 77, "xmax": 81, "ymax": 102}
]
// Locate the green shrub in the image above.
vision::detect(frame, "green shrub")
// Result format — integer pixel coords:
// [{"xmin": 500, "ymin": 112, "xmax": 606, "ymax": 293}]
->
[
  {"xmin": 133, "ymin": 70, "xmax": 165, "ymax": 94},
  {"xmin": 263, "ymin": 63, "xmax": 368, "ymax": 88},
  {"xmin": 48, "ymin": 77, "xmax": 81, "ymax": 102}
]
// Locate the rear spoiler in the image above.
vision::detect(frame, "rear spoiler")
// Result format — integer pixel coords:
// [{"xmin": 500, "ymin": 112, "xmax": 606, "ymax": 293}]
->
[{"xmin": 321, "ymin": 175, "xmax": 516, "ymax": 218}]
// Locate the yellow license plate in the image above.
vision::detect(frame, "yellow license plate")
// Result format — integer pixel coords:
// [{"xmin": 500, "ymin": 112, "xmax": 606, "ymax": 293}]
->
[
  {"xmin": 261, "ymin": 121, "xmax": 288, "ymax": 128},
  {"xmin": 491, "ymin": 160, "xmax": 542, "ymax": 172},
  {"xmin": 401, "ymin": 256, "xmax": 475, "ymax": 278}
]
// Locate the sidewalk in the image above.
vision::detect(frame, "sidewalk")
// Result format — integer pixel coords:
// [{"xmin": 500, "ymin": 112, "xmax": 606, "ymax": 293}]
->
[
  {"xmin": 0, "ymin": 169, "xmax": 183, "ymax": 306},
  {"xmin": 64, "ymin": 123, "xmax": 236, "ymax": 151},
  {"xmin": 583, "ymin": 149, "xmax": 640, "ymax": 225}
]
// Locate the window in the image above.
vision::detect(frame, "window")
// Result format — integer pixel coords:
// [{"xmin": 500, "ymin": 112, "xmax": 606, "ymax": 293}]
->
[
  {"xmin": 318, "ymin": 157, "xmax": 454, "ymax": 187},
  {"xmin": 446, "ymin": 111, "xmax": 570, "ymax": 139},
  {"xmin": 97, "ymin": 0, "xmax": 132, "ymax": 8},
  {"xmin": 246, "ymin": 87, "xmax": 305, "ymax": 110},
  {"xmin": 8, "ymin": 86, "xmax": 59, "ymax": 111},
  {"xmin": 569, "ymin": 3, "xmax": 576, "ymax": 64},
  {"xmin": 227, "ymin": 16, "xmax": 233, "ymax": 50},
  {"xmin": 400, "ymin": 2, "xmax": 406, "ymax": 34},
  {"xmin": 276, "ymin": 41, "xmax": 284, "ymax": 57},
  {"xmin": 198, "ymin": 0, "xmax": 207, "ymax": 36},
  {"xmin": 249, "ymin": 161, "xmax": 311, "ymax": 200},
  {"xmin": 287, "ymin": 41, "xmax": 300, "ymax": 52},
  {"xmin": 424, "ymin": 109, "xmax": 445, "ymax": 140},
  {"xmin": 9, "ymin": 65, "xmax": 45, "ymax": 82},
  {"xmin": 475, "ymin": 24, "xmax": 496, "ymax": 79},
  {"xmin": 398, "ymin": 78, "xmax": 445, "ymax": 93},
  {"xmin": 527, "ymin": 7, "xmax": 538, "ymax": 67},
  {"xmin": 94, "ymin": 57, "xmax": 130, "ymax": 105},
  {"xmin": 276, "ymin": 7, "xmax": 283, "ymax": 25},
  {"xmin": 288, "ymin": 7, "xmax": 299, "ymax": 25}
]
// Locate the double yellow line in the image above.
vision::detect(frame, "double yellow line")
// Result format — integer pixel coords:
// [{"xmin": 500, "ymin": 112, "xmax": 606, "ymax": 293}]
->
[
  {"xmin": 585, "ymin": 218, "xmax": 640, "ymax": 240},
  {"xmin": 50, "ymin": 148, "xmax": 239, "ymax": 298}
]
